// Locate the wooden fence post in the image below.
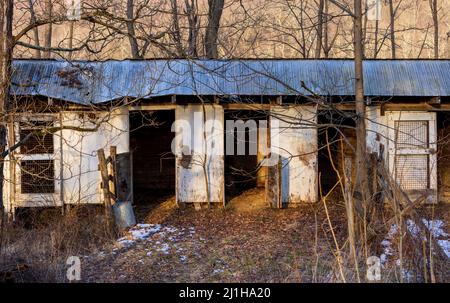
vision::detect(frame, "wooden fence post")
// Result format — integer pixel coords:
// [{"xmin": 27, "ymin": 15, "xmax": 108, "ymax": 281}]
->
[{"xmin": 98, "ymin": 148, "xmax": 113, "ymax": 230}]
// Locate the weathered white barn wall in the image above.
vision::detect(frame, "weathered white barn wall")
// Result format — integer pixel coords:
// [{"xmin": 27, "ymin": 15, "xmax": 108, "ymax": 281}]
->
[
  {"xmin": 60, "ymin": 107, "xmax": 129, "ymax": 205},
  {"xmin": 3, "ymin": 108, "xmax": 129, "ymax": 213},
  {"xmin": 270, "ymin": 105, "xmax": 318, "ymax": 204},
  {"xmin": 174, "ymin": 105, "xmax": 224, "ymax": 204},
  {"xmin": 365, "ymin": 106, "xmax": 388, "ymax": 157}
]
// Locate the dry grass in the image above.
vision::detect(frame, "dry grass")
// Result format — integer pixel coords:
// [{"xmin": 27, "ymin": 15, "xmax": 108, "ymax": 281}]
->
[
  {"xmin": 1, "ymin": 192, "xmax": 448, "ymax": 283},
  {"xmin": 0, "ymin": 206, "xmax": 116, "ymax": 282}
]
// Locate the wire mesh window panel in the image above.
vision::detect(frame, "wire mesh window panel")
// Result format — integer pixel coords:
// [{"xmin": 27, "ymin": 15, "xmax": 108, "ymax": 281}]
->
[
  {"xmin": 20, "ymin": 160, "xmax": 55, "ymax": 194},
  {"xmin": 19, "ymin": 120, "xmax": 54, "ymax": 154},
  {"xmin": 395, "ymin": 155, "xmax": 429, "ymax": 190},
  {"xmin": 394, "ymin": 120, "xmax": 428, "ymax": 149}
]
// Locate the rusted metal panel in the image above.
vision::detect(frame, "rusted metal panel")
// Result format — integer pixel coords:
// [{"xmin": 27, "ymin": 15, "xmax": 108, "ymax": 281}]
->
[
  {"xmin": 270, "ymin": 105, "xmax": 318, "ymax": 205},
  {"xmin": 174, "ymin": 104, "xmax": 224, "ymax": 204},
  {"xmin": 10, "ymin": 60, "xmax": 450, "ymax": 104}
]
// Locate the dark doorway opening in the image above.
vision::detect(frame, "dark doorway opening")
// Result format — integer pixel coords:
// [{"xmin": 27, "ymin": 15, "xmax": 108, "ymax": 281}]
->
[
  {"xmin": 224, "ymin": 110, "xmax": 267, "ymax": 202},
  {"xmin": 130, "ymin": 110, "xmax": 175, "ymax": 205},
  {"xmin": 318, "ymin": 112, "xmax": 356, "ymax": 194}
]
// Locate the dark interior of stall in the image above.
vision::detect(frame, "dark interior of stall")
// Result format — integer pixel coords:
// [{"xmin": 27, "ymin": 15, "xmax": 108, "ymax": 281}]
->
[
  {"xmin": 317, "ymin": 111, "xmax": 356, "ymax": 195},
  {"xmin": 130, "ymin": 110, "xmax": 175, "ymax": 204},
  {"xmin": 224, "ymin": 110, "xmax": 267, "ymax": 202}
]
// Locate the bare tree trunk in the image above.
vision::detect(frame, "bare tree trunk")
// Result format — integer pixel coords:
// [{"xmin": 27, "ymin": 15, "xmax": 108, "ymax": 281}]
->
[
  {"xmin": 126, "ymin": 0, "xmax": 141, "ymax": 59},
  {"xmin": 354, "ymin": 0, "xmax": 368, "ymax": 212},
  {"xmin": 0, "ymin": 0, "xmax": 13, "ymax": 136},
  {"xmin": 185, "ymin": 0, "xmax": 199, "ymax": 57},
  {"xmin": 204, "ymin": 0, "xmax": 224, "ymax": 58},
  {"xmin": 44, "ymin": 0, "xmax": 52, "ymax": 58},
  {"xmin": 68, "ymin": 21, "xmax": 74, "ymax": 60},
  {"xmin": 323, "ymin": 0, "xmax": 330, "ymax": 58},
  {"xmin": 429, "ymin": 0, "xmax": 439, "ymax": 58},
  {"xmin": 0, "ymin": 0, "xmax": 14, "ymax": 240},
  {"xmin": 315, "ymin": 0, "xmax": 324, "ymax": 58},
  {"xmin": 27, "ymin": 0, "xmax": 41, "ymax": 58},
  {"xmin": 388, "ymin": 0, "xmax": 396, "ymax": 58},
  {"xmin": 170, "ymin": 0, "xmax": 184, "ymax": 56},
  {"xmin": 373, "ymin": 19, "xmax": 379, "ymax": 58}
]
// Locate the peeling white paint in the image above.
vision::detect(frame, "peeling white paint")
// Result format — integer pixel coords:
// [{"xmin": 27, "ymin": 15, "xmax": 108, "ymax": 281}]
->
[
  {"xmin": 366, "ymin": 107, "xmax": 437, "ymax": 204},
  {"xmin": 174, "ymin": 105, "xmax": 224, "ymax": 204},
  {"xmin": 270, "ymin": 105, "xmax": 318, "ymax": 204},
  {"xmin": 3, "ymin": 108, "xmax": 129, "ymax": 210}
]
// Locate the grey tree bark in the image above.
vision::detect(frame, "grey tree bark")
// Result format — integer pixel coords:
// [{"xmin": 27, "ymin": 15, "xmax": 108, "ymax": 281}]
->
[
  {"xmin": 0, "ymin": 0, "xmax": 13, "ymax": 235},
  {"xmin": 127, "ymin": 0, "xmax": 141, "ymax": 59},
  {"xmin": 185, "ymin": 0, "xmax": 199, "ymax": 57},
  {"xmin": 44, "ymin": 0, "xmax": 52, "ymax": 58},
  {"xmin": 353, "ymin": 0, "xmax": 368, "ymax": 223},
  {"xmin": 205, "ymin": 0, "xmax": 224, "ymax": 58},
  {"xmin": 429, "ymin": 0, "xmax": 439, "ymax": 58},
  {"xmin": 388, "ymin": 0, "xmax": 396, "ymax": 58},
  {"xmin": 315, "ymin": 0, "xmax": 325, "ymax": 58},
  {"xmin": 27, "ymin": 0, "xmax": 41, "ymax": 58}
]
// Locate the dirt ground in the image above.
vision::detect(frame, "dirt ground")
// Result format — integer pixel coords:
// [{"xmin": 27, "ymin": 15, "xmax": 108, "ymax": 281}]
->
[
  {"xmin": 80, "ymin": 189, "xmax": 449, "ymax": 283},
  {"xmin": 81, "ymin": 188, "xmax": 345, "ymax": 282},
  {"xmin": 2, "ymin": 188, "xmax": 448, "ymax": 283}
]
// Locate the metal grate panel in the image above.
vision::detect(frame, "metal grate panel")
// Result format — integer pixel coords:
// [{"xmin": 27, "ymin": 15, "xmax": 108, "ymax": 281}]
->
[
  {"xmin": 395, "ymin": 155, "xmax": 429, "ymax": 190},
  {"xmin": 394, "ymin": 120, "xmax": 428, "ymax": 149},
  {"xmin": 19, "ymin": 121, "xmax": 54, "ymax": 154},
  {"xmin": 20, "ymin": 160, "xmax": 55, "ymax": 194}
]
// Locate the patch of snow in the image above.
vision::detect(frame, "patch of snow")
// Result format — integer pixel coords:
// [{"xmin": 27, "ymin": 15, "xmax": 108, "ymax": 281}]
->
[
  {"xmin": 437, "ymin": 240, "xmax": 450, "ymax": 258},
  {"xmin": 422, "ymin": 219, "xmax": 449, "ymax": 238},
  {"xmin": 180, "ymin": 255, "xmax": 187, "ymax": 262},
  {"xmin": 164, "ymin": 227, "xmax": 178, "ymax": 233},
  {"xmin": 117, "ymin": 238, "xmax": 135, "ymax": 248},
  {"xmin": 380, "ymin": 219, "xmax": 449, "ymax": 264},
  {"xmin": 157, "ymin": 243, "xmax": 170, "ymax": 254},
  {"xmin": 406, "ymin": 220, "xmax": 420, "ymax": 237},
  {"xmin": 212, "ymin": 268, "xmax": 224, "ymax": 274},
  {"xmin": 130, "ymin": 224, "xmax": 161, "ymax": 240},
  {"xmin": 380, "ymin": 224, "xmax": 398, "ymax": 265}
]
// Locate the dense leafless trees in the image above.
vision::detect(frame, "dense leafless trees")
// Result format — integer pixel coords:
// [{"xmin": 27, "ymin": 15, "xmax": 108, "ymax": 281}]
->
[{"xmin": 0, "ymin": 0, "xmax": 445, "ymax": 60}]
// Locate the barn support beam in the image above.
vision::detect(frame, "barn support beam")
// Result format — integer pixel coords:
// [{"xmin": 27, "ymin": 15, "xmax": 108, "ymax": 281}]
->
[
  {"xmin": 267, "ymin": 105, "xmax": 318, "ymax": 206},
  {"xmin": 174, "ymin": 104, "xmax": 225, "ymax": 205}
]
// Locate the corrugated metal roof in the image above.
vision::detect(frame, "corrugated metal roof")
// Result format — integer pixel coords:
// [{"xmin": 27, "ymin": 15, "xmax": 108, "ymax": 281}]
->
[{"xmin": 10, "ymin": 59, "xmax": 450, "ymax": 104}]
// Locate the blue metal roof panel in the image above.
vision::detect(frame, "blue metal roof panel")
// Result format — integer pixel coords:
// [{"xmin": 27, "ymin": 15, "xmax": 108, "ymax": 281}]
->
[{"xmin": 10, "ymin": 59, "xmax": 450, "ymax": 104}]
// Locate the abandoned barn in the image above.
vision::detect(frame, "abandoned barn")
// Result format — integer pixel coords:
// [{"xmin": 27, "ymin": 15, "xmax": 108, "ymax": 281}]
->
[{"xmin": 2, "ymin": 59, "xmax": 450, "ymax": 217}]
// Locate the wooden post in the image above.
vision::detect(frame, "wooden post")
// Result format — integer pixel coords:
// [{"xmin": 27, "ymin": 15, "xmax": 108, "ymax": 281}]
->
[
  {"xmin": 98, "ymin": 148, "xmax": 113, "ymax": 229},
  {"xmin": 265, "ymin": 153, "xmax": 282, "ymax": 208},
  {"xmin": 277, "ymin": 156, "xmax": 282, "ymax": 208},
  {"xmin": 256, "ymin": 125, "xmax": 267, "ymax": 187},
  {"xmin": 109, "ymin": 146, "xmax": 117, "ymax": 203}
]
